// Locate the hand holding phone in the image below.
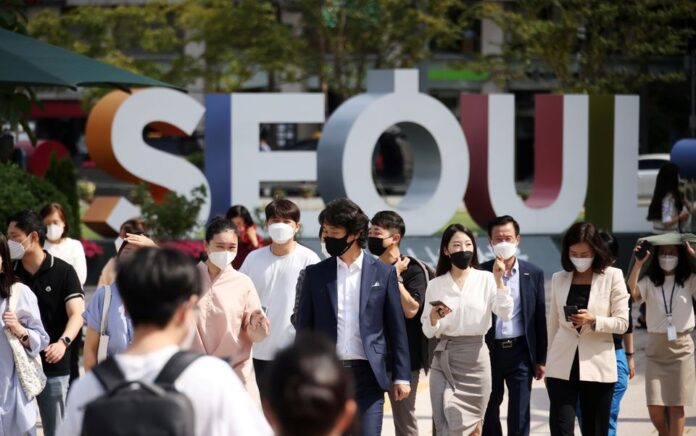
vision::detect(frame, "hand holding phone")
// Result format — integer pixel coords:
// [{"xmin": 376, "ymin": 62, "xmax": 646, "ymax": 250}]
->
[
  {"xmin": 563, "ymin": 305, "xmax": 579, "ymax": 322},
  {"xmin": 635, "ymin": 241, "xmax": 652, "ymax": 261}
]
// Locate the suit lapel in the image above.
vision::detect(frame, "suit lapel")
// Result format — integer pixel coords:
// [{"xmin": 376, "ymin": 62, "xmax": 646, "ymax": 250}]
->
[
  {"xmin": 559, "ymin": 271, "xmax": 573, "ymax": 328},
  {"xmin": 326, "ymin": 257, "xmax": 338, "ymax": 319},
  {"xmin": 360, "ymin": 253, "xmax": 377, "ymax": 316},
  {"xmin": 518, "ymin": 261, "xmax": 529, "ymax": 324},
  {"xmin": 582, "ymin": 272, "xmax": 601, "ymax": 335}
]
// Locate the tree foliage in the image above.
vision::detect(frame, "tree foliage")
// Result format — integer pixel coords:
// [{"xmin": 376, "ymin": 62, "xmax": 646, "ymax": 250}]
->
[
  {"xmin": 470, "ymin": 0, "xmax": 696, "ymax": 93},
  {"xmin": 130, "ymin": 183, "xmax": 207, "ymax": 239},
  {"xmin": 288, "ymin": 0, "xmax": 471, "ymax": 102}
]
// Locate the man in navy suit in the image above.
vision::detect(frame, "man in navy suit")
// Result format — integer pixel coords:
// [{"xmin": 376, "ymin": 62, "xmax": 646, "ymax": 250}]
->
[
  {"xmin": 296, "ymin": 198, "xmax": 411, "ymax": 436},
  {"xmin": 482, "ymin": 215, "xmax": 547, "ymax": 436}
]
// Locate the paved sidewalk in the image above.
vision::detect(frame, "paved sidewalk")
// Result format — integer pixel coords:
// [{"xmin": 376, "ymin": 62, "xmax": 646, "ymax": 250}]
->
[{"xmin": 382, "ymin": 328, "xmax": 696, "ymax": 435}]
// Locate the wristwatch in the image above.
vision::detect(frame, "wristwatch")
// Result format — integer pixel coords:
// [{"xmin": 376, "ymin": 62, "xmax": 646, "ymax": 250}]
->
[
  {"xmin": 20, "ymin": 334, "xmax": 29, "ymax": 342},
  {"xmin": 60, "ymin": 336, "xmax": 72, "ymax": 347}
]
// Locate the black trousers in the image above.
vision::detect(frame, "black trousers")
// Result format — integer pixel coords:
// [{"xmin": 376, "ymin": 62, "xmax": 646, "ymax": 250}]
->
[
  {"xmin": 483, "ymin": 337, "xmax": 534, "ymax": 436},
  {"xmin": 546, "ymin": 352, "xmax": 614, "ymax": 436},
  {"xmin": 253, "ymin": 358, "xmax": 273, "ymax": 401}
]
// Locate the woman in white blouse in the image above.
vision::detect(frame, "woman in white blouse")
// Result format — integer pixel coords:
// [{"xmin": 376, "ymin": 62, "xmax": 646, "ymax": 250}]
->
[
  {"xmin": 421, "ymin": 224, "xmax": 512, "ymax": 435},
  {"xmin": 40, "ymin": 203, "xmax": 87, "ymax": 286}
]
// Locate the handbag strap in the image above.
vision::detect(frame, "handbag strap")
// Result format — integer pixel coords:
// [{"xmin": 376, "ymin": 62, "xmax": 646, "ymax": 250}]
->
[{"xmin": 100, "ymin": 285, "xmax": 112, "ymax": 335}]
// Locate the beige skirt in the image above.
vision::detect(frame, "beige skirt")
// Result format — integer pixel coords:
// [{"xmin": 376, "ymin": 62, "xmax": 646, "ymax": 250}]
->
[
  {"xmin": 429, "ymin": 335, "xmax": 490, "ymax": 436},
  {"xmin": 645, "ymin": 332, "xmax": 695, "ymax": 406}
]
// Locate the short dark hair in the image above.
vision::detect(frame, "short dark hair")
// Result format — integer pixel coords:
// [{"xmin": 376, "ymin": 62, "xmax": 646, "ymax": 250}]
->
[
  {"xmin": 116, "ymin": 247, "xmax": 201, "ymax": 328},
  {"xmin": 560, "ymin": 222, "xmax": 613, "ymax": 274},
  {"xmin": 370, "ymin": 211, "xmax": 406, "ymax": 242},
  {"xmin": 40, "ymin": 202, "xmax": 69, "ymax": 239},
  {"xmin": 225, "ymin": 205, "xmax": 254, "ymax": 227},
  {"xmin": 0, "ymin": 232, "xmax": 19, "ymax": 299},
  {"xmin": 205, "ymin": 216, "xmax": 237, "ymax": 243},
  {"xmin": 264, "ymin": 333, "xmax": 354, "ymax": 436},
  {"xmin": 646, "ymin": 244, "xmax": 692, "ymax": 287},
  {"xmin": 320, "ymin": 198, "xmax": 369, "ymax": 248},
  {"xmin": 487, "ymin": 215, "xmax": 520, "ymax": 238},
  {"xmin": 266, "ymin": 198, "xmax": 301, "ymax": 223},
  {"xmin": 7, "ymin": 209, "xmax": 46, "ymax": 246},
  {"xmin": 436, "ymin": 224, "xmax": 480, "ymax": 276}
]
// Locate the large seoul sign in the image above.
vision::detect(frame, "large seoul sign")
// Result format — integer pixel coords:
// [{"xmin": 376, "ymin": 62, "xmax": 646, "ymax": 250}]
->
[{"xmin": 85, "ymin": 69, "xmax": 648, "ymax": 236}]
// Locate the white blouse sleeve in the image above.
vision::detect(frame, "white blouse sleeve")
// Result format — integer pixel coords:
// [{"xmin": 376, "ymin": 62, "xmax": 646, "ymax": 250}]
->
[
  {"xmin": 421, "ymin": 280, "xmax": 441, "ymax": 338},
  {"xmin": 489, "ymin": 274, "xmax": 513, "ymax": 321},
  {"xmin": 71, "ymin": 238, "xmax": 88, "ymax": 287}
]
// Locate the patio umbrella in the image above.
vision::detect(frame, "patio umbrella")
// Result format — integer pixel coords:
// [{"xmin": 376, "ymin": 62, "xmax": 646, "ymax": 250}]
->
[{"xmin": 0, "ymin": 28, "xmax": 183, "ymax": 90}]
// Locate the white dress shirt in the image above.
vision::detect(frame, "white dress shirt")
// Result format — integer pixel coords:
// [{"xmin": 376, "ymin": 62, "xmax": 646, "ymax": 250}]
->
[
  {"xmin": 421, "ymin": 269, "xmax": 513, "ymax": 339},
  {"xmin": 495, "ymin": 260, "xmax": 525, "ymax": 339},
  {"xmin": 336, "ymin": 251, "xmax": 367, "ymax": 360}
]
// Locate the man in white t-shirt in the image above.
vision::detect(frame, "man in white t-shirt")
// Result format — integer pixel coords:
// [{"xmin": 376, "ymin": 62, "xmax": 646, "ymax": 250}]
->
[
  {"xmin": 240, "ymin": 198, "xmax": 320, "ymax": 400},
  {"xmin": 58, "ymin": 247, "xmax": 272, "ymax": 436}
]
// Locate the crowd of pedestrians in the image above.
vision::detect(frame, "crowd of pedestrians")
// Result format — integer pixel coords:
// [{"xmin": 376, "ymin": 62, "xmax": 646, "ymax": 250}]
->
[{"xmin": 0, "ymin": 183, "xmax": 695, "ymax": 435}]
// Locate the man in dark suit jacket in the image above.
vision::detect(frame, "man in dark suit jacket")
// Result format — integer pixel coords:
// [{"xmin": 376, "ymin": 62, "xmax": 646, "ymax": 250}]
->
[
  {"xmin": 296, "ymin": 198, "xmax": 411, "ymax": 436},
  {"xmin": 481, "ymin": 215, "xmax": 547, "ymax": 436}
]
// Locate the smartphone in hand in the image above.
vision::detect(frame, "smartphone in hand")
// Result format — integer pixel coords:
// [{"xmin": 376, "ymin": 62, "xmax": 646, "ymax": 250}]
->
[
  {"xmin": 563, "ymin": 305, "xmax": 579, "ymax": 322},
  {"xmin": 635, "ymin": 241, "xmax": 652, "ymax": 261},
  {"xmin": 429, "ymin": 300, "xmax": 450, "ymax": 310}
]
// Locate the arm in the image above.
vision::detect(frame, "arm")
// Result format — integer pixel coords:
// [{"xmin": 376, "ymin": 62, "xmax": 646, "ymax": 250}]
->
[
  {"xmin": 243, "ymin": 283, "xmax": 269, "ymax": 343},
  {"xmin": 397, "ymin": 258, "xmax": 422, "ymax": 319},
  {"xmin": 295, "ymin": 266, "xmax": 314, "ymax": 331},
  {"xmin": 592, "ymin": 270, "xmax": 629, "ymax": 334},
  {"xmin": 623, "ymin": 332, "xmax": 636, "ymax": 379},
  {"xmin": 73, "ymin": 240, "xmax": 88, "ymax": 286},
  {"xmin": 6, "ymin": 289, "xmax": 49, "ymax": 356},
  {"xmin": 45, "ymin": 297, "xmax": 85, "ymax": 364},
  {"xmin": 547, "ymin": 275, "xmax": 560, "ymax": 349},
  {"xmin": 247, "ymin": 226, "xmax": 260, "ymax": 248},
  {"xmin": 83, "ymin": 327, "xmax": 100, "ymax": 372},
  {"xmin": 534, "ymin": 271, "xmax": 548, "ymax": 366},
  {"xmin": 383, "ymin": 267, "xmax": 411, "ymax": 384},
  {"xmin": 97, "ymin": 257, "xmax": 116, "ymax": 288},
  {"xmin": 290, "ymin": 268, "xmax": 306, "ymax": 327},
  {"xmin": 491, "ymin": 257, "xmax": 514, "ymax": 321}
]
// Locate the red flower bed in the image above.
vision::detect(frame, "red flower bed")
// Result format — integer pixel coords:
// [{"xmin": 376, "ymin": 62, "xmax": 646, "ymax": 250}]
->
[{"xmin": 81, "ymin": 239, "xmax": 104, "ymax": 259}]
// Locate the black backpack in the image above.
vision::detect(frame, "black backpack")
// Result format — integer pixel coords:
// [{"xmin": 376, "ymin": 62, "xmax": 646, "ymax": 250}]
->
[{"xmin": 82, "ymin": 351, "xmax": 201, "ymax": 436}]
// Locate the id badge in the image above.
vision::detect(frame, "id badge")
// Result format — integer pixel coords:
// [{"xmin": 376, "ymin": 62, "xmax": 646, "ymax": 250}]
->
[{"xmin": 667, "ymin": 324, "xmax": 677, "ymax": 341}]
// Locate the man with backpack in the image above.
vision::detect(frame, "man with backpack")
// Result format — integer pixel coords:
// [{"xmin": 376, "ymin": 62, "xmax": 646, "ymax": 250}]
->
[
  {"xmin": 368, "ymin": 211, "xmax": 431, "ymax": 436},
  {"xmin": 57, "ymin": 247, "xmax": 272, "ymax": 436}
]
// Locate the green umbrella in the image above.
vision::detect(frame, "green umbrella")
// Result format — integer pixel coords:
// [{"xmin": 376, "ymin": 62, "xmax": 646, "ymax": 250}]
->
[
  {"xmin": 628, "ymin": 233, "xmax": 696, "ymax": 277},
  {"xmin": 0, "ymin": 28, "xmax": 183, "ymax": 91}
]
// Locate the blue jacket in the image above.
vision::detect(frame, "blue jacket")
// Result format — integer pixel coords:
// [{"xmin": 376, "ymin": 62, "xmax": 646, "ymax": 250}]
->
[
  {"xmin": 296, "ymin": 251, "xmax": 411, "ymax": 390},
  {"xmin": 481, "ymin": 259, "xmax": 547, "ymax": 366}
]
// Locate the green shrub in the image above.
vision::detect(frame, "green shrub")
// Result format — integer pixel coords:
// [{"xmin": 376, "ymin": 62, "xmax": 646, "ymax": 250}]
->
[
  {"xmin": 44, "ymin": 154, "xmax": 81, "ymax": 237},
  {"xmin": 130, "ymin": 182, "xmax": 207, "ymax": 239},
  {"xmin": 0, "ymin": 163, "xmax": 77, "ymax": 235}
]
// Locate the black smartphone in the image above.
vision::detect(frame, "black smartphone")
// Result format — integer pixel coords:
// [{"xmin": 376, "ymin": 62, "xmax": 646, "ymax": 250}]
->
[
  {"xmin": 635, "ymin": 240, "xmax": 652, "ymax": 261},
  {"xmin": 563, "ymin": 305, "xmax": 579, "ymax": 322},
  {"xmin": 429, "ymin": 300, "xmax": 449, "ymax": 309}
]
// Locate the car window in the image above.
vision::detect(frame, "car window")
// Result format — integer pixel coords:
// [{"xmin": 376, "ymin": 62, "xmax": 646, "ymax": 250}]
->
[{"xmin": 639, "ymin": 159, "xmax": 669, "ymax": 170}]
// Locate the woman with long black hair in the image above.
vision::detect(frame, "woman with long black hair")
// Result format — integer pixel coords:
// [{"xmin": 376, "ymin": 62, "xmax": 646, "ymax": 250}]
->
[
  {"xmin": 421, "ymin": 224, "xmax": 512, "ymax": 435},
  {"xmin": 647, "ymin": 163, "xmax": 691, "ymax": 234}
]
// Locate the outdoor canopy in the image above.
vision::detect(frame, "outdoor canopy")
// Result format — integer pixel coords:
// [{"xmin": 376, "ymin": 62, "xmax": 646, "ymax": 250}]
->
[{"xmin": 0, "ymin": 28, "xmax": 183, "ymax": 91}]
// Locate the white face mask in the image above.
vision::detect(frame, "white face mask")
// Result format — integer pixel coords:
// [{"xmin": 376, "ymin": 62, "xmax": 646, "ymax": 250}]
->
[
  {"xmin": 320, "ymin": 242, "xmax": 330, "ymax": 258},
  {"xmin": 658, "ymin": 255, "xmax": 679, "ymax": 272},
  {"xmin": 492, "ymin": 241, "xmax": 517, "ymax": 260},
  {"xmin": 114, "ymin": 237, "xmax": 124, "ymax": 253},
  {"xmin": 46, "ymin": 223, "xmax": 64, "ymax": 241},
  {"xmin": 9, "ymin": 236, "xmax": 30, "ymax": 260},
  {"xmin": 208, "ymin": 250, "xmax": 236, "ymax": 270},
  {"xmin": 570, "ymin": 256, "xmax": 594, "ymax": 273},
  {"xmin": 268, "ymin": 222, "xmax": 296, "ymax": 244}
]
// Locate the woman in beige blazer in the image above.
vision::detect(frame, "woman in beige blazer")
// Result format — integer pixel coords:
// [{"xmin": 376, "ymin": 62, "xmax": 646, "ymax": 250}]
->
[{"xmin": 546, "ymin": 222, "xmax": 630, "ymax": 436}]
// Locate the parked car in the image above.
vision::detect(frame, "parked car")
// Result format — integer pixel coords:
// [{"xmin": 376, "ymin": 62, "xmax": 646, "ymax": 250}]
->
[{"xmin": 638, "ymin": 153, "xmax": 670, "ymax": 198}]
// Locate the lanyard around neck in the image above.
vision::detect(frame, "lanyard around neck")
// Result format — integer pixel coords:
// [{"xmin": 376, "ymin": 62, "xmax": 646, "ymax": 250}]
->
[{"xmin": 660, "ymin": 280, "xmax": 677, "ymax": 317}]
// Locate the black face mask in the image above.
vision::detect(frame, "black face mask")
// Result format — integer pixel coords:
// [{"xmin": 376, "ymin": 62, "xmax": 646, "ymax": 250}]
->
[
  {"xmin": 450, "ymin": 250, "xmax": 474, "ymax": 270},
  {"xmin": 324, "ymin": 234, "xmax": 355, "ymax": 257},
  {"xmin": 367, "ymin": 236, "xmax": 390, "ymax": 257}
]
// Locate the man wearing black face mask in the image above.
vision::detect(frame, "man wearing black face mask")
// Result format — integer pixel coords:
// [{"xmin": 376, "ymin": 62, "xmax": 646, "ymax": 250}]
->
[
  {"xmin": 368, "ymin": 211, "xmax": 428, "ymax": 436},
  {"xmin": 296, "ymin": 199, "xmax": 411, "ymax": 436}
]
